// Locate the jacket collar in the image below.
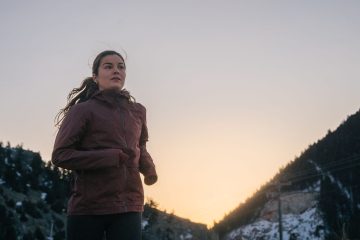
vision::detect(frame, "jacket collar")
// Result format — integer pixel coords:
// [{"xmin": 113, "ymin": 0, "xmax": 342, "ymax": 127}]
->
[{"xmin": 90, "ymin": 88, "xmax": 131, "ymax": 107}]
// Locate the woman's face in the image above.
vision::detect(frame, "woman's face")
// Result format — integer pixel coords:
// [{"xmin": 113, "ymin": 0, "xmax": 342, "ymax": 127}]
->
[{"xmin": 94, "ymin": 54, "xmax": 126, "ymax": 91}]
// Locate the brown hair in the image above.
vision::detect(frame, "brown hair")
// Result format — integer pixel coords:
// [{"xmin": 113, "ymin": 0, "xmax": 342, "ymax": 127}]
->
[{"xmin": 54, "ymin": 50, "xmax": 134, "ymax": 128}]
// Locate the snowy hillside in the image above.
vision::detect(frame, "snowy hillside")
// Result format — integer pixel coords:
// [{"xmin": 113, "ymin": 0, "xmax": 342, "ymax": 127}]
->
[
  {"xmin": 225, "ymin": 182, "xmax": 325, "ymax": 240},
  {"xmin": 225, "ymin": 207, "xmax": 325, "ymax": 240}
]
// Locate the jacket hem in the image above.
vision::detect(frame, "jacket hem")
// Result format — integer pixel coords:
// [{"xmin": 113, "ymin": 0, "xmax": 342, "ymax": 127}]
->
[{"xmin": 67, "ymin": 205, "xmax": 144, "ymax": 215}]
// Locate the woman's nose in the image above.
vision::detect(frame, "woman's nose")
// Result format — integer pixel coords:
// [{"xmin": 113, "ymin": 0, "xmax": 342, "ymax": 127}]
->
[{"xmin": 113, "ymin": 67, "xmax": 120, "ymax": 74}]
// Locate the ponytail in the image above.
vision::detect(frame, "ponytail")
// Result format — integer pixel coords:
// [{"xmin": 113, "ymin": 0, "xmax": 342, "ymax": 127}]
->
[{"xmin": 54, "ymin": 77, "xmax": 98, "ymax": 128}]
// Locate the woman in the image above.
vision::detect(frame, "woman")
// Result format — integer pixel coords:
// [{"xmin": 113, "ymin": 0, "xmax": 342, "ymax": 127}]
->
[{"xmin": 52, "ymin": 50, "xmax": 158, "ymax": 240}]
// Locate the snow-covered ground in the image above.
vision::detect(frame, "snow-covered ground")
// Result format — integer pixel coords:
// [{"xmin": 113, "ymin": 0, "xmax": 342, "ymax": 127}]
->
[{"xmin": 225, "ymin": 207, "xmax": 325, "ymax": 240}]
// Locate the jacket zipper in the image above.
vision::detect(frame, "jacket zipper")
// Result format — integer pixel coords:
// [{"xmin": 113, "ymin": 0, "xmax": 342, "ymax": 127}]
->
[
  {"xmin": 120, "ymin": 107, "xmax": 128, "ymax": 212},
  {"xmin": 119, "ymin": 107, "xmax": 129, "ymax": 212},
  {"xmin": 121, "ymin": 108, "xmax": 128, "ymax": 148}
]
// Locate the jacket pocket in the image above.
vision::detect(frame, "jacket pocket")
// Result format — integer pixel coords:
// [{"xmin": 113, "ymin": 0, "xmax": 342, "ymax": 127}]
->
[
  {"xmin": 83, "ymin": 166, "xmax": 128, "ymax": 205},
  {"xmin": 124, "ymin": 166, "xmax": 143, "ymax": 196},
  {"xmin": 72, "ymin": 171, "xmax": 84, "ymax": 197}
]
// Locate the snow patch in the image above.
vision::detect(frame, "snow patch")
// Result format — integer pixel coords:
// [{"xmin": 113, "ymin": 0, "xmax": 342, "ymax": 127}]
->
[
  {"xmin": 180, "ymin": 232, "xmax": 193, "ymax": 240},
  {"xmin": 26, "ymin": 164, "xmax": 33, "ymax": 171},
  {"xmin": 226, "ymin": 207, "xmax": 325, "ymax": 240},
  {"xmin": 303, "ymin": 180, "xmax": 321, "ymax": 192},
  {"xmin": 141, "ymin": 219, "xmax": 148, "ymax": 229},
  {"xmin": 16, "ymin": 201, "xmax": 22, "ymax": 207},
  {"xmin": 41, "ymin": 192, "xmax": 47, "ymax": 200},
  {"xmin": 43, "ymin": 181, "xmax": 53, "ymax": 187}
]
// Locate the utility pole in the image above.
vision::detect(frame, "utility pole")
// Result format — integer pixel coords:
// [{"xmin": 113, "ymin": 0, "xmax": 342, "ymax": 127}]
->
[
  {"xmin": 267, "ymin": 180, "xmax": 291, "ymax": 240},
  {"xmin": 350, "ymin": 157, "xmax": 354, "ymax": 215},
  {"xmin": 47, "ymin": 221, "xmax": 53, "ymax": 240},
  {"xmin": 350, "ymin": 171, "xmax": 354, "ymax": 214},
  {"xmin": 277, "ymin": 183, "xmax": 283, "ymax": 240}
]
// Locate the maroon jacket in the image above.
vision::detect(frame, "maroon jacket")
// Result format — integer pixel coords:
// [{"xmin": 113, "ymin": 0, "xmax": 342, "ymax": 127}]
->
[{"xmin": 51, "ymin": 88, "xmax": 157, "ymax": 215}]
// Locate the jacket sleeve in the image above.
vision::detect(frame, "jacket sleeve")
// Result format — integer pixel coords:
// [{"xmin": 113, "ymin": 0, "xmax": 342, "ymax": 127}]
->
[
  {"xmin": 51, "ymin": 103, "xmax": 127, "ymax": 171},
  {"xmin": 138, "ymin": 104, "xmax": 158, "ymax": 185}
]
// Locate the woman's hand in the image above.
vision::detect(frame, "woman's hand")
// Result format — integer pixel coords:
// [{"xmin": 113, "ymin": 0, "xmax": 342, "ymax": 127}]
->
[
  {"xmin": 119, "ymin": 150, "xmax": 129, "ymax": 165},
  {"xmin": 144, "ymin": 175, "xmax": 158, "ymax": 185}
]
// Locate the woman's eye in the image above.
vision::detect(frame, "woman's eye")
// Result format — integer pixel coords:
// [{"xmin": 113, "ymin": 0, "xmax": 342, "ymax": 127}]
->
[{"xmin": 105, "ymin": 65, "xmax": 112, "ymax": 69}]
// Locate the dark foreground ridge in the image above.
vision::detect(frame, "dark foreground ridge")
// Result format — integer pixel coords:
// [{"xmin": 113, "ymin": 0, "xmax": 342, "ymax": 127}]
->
[{"xmin": 0, "ymin": 142, "xmax": 217, "ymax": 240}]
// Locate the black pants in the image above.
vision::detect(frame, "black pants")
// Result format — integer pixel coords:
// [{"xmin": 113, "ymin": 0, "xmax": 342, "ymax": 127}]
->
[{"xmin": 66, "ymin": 212, "xmax": 142, "ymax": 240}]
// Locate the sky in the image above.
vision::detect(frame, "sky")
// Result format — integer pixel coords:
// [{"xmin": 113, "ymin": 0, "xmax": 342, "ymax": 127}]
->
[{"xmin": 1, "ymin": 0, "xmax": 360, "ymax": 227}]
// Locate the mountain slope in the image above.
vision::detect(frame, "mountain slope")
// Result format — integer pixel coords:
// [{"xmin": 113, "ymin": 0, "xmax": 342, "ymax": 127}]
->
[{"xmin": 213, "ymin": 109, "xmax": 360, "ymax": 240}]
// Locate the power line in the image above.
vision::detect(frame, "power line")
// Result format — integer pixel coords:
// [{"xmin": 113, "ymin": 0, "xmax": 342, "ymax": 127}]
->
[
  {"xmin": 281, "ymin": 155, "xmax": 360, "ymax": 181},
  {"xmin": 267, "ymin": 157, "xmax": 360, "ymax": 185},
  {"xmin": 267, "ymin": 184, "xmax": 360, "ymax": 199},
  {"xmin": 285, "ymin": 161, "xmax": 360, "ymax": 184}
]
